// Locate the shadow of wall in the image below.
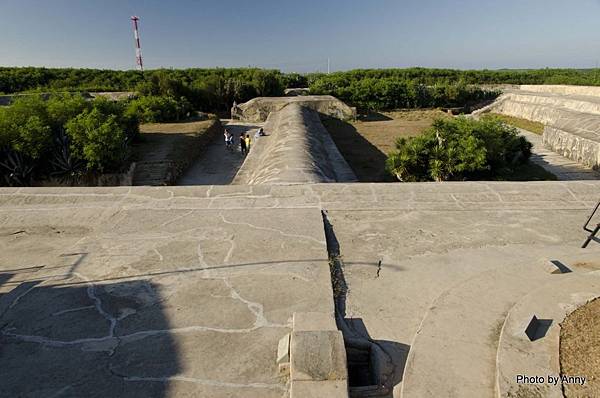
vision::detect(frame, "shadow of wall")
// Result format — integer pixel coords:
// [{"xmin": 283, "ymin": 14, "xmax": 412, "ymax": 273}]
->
[{"xmin": 0, "ymin": 272, "xmax": 180, "ymax": 398}]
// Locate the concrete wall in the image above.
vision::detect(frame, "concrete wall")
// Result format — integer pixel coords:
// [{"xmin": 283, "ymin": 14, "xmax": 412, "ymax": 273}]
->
[
  {"xmin": 543, "ymin": 126, "xmax": 600, "ymax": 169},
  {"xmin": 520, "ymin": 85, "xmax": 600, "ymax": 97},
  {"xmin": 474, "ymin": 86, "xmax": 600, "ymax": 169},
  {"xmin": 233, "ymin": 103, "xmax": 357, "ymax": 185},
  {"xmin": 232, "ymin": 95, "xmax": 357, "ymax": 123}
]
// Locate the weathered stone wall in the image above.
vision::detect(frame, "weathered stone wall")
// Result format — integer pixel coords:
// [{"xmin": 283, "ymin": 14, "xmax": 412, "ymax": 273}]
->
[
  {"xmin": 233, "ymin": 103, "xmax": 357, "ymax": 185},
  {"xmin": 543, "ymin": 126, "xmax": 600, "ymax": 169},
  {"xmin": 474, "ymin": 86, "xmax": 600, "ymax": 168},
  {"xmin": 232, "ymin": 95, "xmax": 356, "ymax": 123},
  {"xmin": 520, "ymin": 85, "xmax": 600, "ymax": 97}
]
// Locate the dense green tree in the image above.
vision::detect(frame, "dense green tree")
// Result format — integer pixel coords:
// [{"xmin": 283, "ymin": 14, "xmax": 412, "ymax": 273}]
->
[
  {"xmin": 65, "ymin": 108, "xmax": 127, "ymax": 172},
  {"xmin": 0, "ymin": 95, "xmax": 53, "ymax": 159},
  {"xmin": 46, "ymin": 93, "xmax": 91, "ymax": 129},
  {"xmin": 126, "ymin": 95, "xmax": 192, "ymax": 123}
]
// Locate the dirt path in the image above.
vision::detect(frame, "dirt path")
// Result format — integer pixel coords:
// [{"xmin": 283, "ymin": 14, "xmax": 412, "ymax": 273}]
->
[
  {"xmin": 177, "ymin": 121, "xmax": 263, "ymax": 185},
  {"xmin": 321, "ymin": 110, "xmax": 450, "ymax": 182}
]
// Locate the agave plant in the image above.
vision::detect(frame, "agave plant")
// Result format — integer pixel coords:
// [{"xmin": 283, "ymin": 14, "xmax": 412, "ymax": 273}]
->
[
  {"xmin": 49, "ymin": 132, "xmax": 85, "ymax": 184},
  {"xmin": 0, "ymin": 149, "xmax": 35, "ymax": 186}
]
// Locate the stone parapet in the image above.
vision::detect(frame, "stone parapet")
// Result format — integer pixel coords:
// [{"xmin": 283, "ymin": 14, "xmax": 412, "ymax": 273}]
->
[
  {"xmin": 233, "ymin": 103, "xmax": 357, "ymax": 185},
  {"xmin": 232, "ymin": 95, "xmax": 356, "ymax": 123}
]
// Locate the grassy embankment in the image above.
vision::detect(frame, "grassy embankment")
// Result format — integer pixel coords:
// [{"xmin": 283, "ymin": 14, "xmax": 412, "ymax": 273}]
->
[{"xmin": 489, "ymin": 113, "xmax": 545, "ymax": 135}]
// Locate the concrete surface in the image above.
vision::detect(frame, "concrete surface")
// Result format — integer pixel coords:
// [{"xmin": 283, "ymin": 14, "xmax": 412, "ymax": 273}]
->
[
  {"xmin": 0, "ymin": 187, "xmax": 336, "ymax": 398},
  {"xmin": 233, "ymin": 104, "xmax": 357, "ymax": 185},
  {"xmin": 497, "ymin": 272, "xmax": 600, "ymax": 398},
  {"xmin": 178, "ymin": 121, "xmax": 263, "ymax": 185},
  {"xmin": 1, "ymin": 181, "xmax": 600, "ymax": 397},
  {"xmin": 232, "ymin": 95, "xmax": 357, "ymax": 123},
  {"xmin": 318, "ymin": 182, "xmax": 600, "ymax": 397},
  {"xmin": 291, "ymin": 380, "xmax": 348, "ymax": 398}
]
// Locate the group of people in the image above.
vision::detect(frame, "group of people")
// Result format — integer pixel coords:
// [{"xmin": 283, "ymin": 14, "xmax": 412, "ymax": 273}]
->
[{"xmin": 224, "ymin": 127, "xmax": 265, "ymax": 155}]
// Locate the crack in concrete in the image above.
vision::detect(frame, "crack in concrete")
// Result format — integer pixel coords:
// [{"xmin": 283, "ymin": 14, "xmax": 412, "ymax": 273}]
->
[
  {"xmin": 52, "ymin": 305, "xmax": 95, "ymax": 317},
  {"xmin": 152, "ymin": 247, "xmax": 164, "ymax": 262},
  {"xmin": 3, "ymin": 269, "xmax": 289, "ymax": 351},
  {"xmin": 47, "ymin": 384, "xmax": 73, "ymax": 398},
  {"xmin": 219, "ymin": 214, "xmax": 326, "ymax": 245},
  {"xmin": 7, "ymin": 283, "xmax": 41, "ymax": 311}
]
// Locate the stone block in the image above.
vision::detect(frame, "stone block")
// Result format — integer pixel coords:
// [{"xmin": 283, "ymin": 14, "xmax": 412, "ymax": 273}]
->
[
  {"xmin": 290, "ymin": 330, "xmax": 348, "ymax": 382},
  {"xmin": 291, "ymin": 380, "xmax": 348, "ymax": 398},
  {"xmin": 277, "ymin": 333, "xmax": 290, "ymax": 365},
  {"xmin": 293, "ymin": 312, "xmax": 337, "ymax": 332}
]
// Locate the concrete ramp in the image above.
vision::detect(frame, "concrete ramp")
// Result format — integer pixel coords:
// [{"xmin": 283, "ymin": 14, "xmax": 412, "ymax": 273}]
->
[{"xmin": 233, "ymin": 103, "xmax": 357, "ymax": 185}]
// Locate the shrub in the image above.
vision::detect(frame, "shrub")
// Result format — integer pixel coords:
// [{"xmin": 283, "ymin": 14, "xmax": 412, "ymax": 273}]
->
[
  {"xmin": 0, "ymin": 95, "xmax": 53, "ymax": 159},
  {"xmin": 386, "ymin": 116, "xmax": 532, "ymax": 182},
  {"xmin": 0, "ymin": 94, "xmax": 139, "ymax": 185},
  {"xmin": 126, "ymin": 95, "xmax": 191, "ymax": 123},
  {"xmin": 46, "ymin": 93, "xmax": 90, "ymax": 129},
  {"xmin": 65, "ymin": 108, "xmax": 127, "ymax": 172},
  {"xmin": 92, "ymin": 97, "xmax": 139, "ymax": 140}
]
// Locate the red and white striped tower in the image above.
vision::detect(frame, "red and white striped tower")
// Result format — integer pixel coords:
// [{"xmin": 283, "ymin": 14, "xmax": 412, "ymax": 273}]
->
[{"xmin": 131, "ymin": 16, "xmax": 144, "ymax": 71}]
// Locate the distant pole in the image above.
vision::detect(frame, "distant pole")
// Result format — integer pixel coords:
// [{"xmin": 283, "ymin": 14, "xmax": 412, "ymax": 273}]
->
[
  {"xmin": 327, "ymin": 58, "xmax": 331, "ymax": 74},
  {"xmin": 131, "ymin": 16, "xmax": 144, "ymax": 72}
]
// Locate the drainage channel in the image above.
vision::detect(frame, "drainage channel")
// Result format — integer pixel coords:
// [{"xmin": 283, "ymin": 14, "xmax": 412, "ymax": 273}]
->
[{"xmin": 321, "ymin": 210, "xmax": 396, "ymax": 398}]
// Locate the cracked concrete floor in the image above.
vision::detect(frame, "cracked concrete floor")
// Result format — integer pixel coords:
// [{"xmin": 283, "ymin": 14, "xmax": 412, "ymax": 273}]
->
[
  {"xmin": 0, "ymin": 195, "xmax": 333, "ymax": 398},
  {"xmin": 1, "ymin": 182, "xmax": 599, "ymax": 398}
]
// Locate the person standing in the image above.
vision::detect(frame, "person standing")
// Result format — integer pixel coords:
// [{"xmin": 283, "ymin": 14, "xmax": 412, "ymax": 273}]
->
[
  {"xmin": 245, "ymin": 134, "xmax": 252, "ymax": 152},
  {"xmin": 224, "ymin": 129, "xmax": 232, "ymax": 150},
  {"xmin": 239, "ymin": 132, "xmax": 247, "ymax": 155}
]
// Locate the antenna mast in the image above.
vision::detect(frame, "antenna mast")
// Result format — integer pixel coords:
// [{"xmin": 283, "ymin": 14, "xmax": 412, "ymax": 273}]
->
[{"xmin": 131, "ymin": 16, "xmax": 144, "ymax": 71}]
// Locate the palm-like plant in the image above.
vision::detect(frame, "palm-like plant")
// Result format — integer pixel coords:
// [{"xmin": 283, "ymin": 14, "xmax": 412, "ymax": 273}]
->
[
  {"xmin": 49, "ymin": 132, "xmax": 85, "ymax": 184},
  {"xmin": 0, "ymin": 149, "xmax": 35, "ymax": 186}
]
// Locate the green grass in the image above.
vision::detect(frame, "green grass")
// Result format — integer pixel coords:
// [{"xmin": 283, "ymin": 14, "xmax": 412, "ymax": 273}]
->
[{"xmin": 489, "ymin": 113, "xmax": 545, "ymax": 135}]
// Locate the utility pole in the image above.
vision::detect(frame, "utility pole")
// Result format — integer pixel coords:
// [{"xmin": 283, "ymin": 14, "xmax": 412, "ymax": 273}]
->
[
  {"xmin": 131, "ymin": 16, "xmax": 144, "ymax": 72},
  {"xmin": 327, "ymin": 58, "xmax": 331, "ymax": 74}
]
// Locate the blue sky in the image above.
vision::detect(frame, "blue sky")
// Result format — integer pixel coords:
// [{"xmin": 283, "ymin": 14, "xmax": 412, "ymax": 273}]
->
[{"xmin": 2, "ymin": 0, "xmax": 600, "ymax": 71}]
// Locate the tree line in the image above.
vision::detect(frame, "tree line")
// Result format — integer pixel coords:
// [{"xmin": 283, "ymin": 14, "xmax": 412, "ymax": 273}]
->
[{"xmin": 4, "ymin": 67, "xmax": 600, "ymax": 114}]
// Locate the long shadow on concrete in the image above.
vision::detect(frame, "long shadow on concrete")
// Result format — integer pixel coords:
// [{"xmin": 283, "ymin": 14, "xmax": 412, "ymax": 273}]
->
[
  {"xmin": 1, "ymin": 259, "xmax": 406, "ymax": 289},
  {"xmin": 320, "ymin": 116, "xmax": 391, "ymax": 182},
  {"xmin": 0, "ymin": 273, "xmax": 179, "ymax": 398}
]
